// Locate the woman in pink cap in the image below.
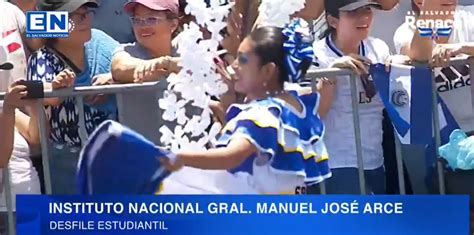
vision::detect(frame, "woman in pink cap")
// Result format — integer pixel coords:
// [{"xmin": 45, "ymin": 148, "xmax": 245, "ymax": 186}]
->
[{"xmin": 111, "ymin": 0, "xmax": 182, "ymax": 83}]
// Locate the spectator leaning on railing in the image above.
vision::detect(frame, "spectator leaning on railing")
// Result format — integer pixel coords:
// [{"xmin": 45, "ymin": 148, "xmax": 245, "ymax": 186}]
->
[
  {"xmin": 393, "ymin": 0, "xmax": 474, "ymax": 191},
  {"xmin": 111, "ymin": 0, "xmax": 181, "ymax": 84},
  {"xmin": 313, "ymin": 0, "xmax": 392, "ymax": 194},
  {"xmin": 0, "ymin": 2, "xmax": 44, "ymax": 212},
  {"xmin": 26, "ymin": 0, "xmax": 120, "ymax": 194},
  {"xmin": 0, "ymin": 80, "xmax": 42, "ymax": 210},
  {"xmin": 110, "ymin": 0, "xmax": 231, "ymax": 144}
]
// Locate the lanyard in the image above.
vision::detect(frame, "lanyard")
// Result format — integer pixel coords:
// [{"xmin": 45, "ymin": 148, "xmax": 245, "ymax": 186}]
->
[{"xmin": 325, "ymin": 34, "xmax": 366, "ymax": 58}]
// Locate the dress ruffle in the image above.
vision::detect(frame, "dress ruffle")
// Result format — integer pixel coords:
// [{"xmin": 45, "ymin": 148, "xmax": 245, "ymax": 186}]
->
[{"xmin": 216, "ymin": 91, "xmax": 331, "ymax": 185}]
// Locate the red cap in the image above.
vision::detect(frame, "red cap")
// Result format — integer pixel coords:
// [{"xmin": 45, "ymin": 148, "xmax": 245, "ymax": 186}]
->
[{"xmin": 124, "ymin": 0, "xmax": 179, "ymax": 15}]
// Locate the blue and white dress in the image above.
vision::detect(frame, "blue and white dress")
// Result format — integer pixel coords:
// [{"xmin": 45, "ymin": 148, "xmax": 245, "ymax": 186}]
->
[
  {"xmin": 162, "ymin": 90, "xmax": 331, "ymax": 195},
  {"xmin": 210, "ymin": 90, "xmax": 331, "ymax": 194},
  {"xmin": 79, "ymin": 90, "xmax": 331, "ymax": 195}
]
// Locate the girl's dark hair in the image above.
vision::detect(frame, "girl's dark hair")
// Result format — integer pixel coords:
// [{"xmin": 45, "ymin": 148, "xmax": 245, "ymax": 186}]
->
[
  {"xmin": 320, "ymin": 11, "xmax": 335, "ymax": 40},
  {"xmin": 249, "ymin": 26, "xmax": 311, "ymax": 84}
]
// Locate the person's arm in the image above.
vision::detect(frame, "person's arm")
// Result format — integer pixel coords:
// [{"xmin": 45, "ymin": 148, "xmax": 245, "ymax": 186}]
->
[
  {"xmin": 460, "ymin": 42, "xmax": 474, "ymax": 55},
  {"xmin": 38, "ymin": 70, "xmax": 76, "ymax": 107},
  {"xmin": 316, "ymin": 78, "xmax": 336, "ymax": 118},
  {"xmin": 234, "ymin": 0, "xmax": 259, "ymax": 36},
  {"xmin": 14, "ymin": 104, "xmax": 43, "ymax": 146},
  {"xmin": 177, "ymin": 138, "xmax": 257, "ymax": 170},
  {"xmin": 209, "ymin": 100, "xmax": 227, "ymax": 125},
  {"xmin": 111, "ymin": 52, "xmax": 178, "ymax": 83},
  {"xmin": 0, "ymin": 106, "xmax": 16, "ymax": 168},
  {"xmin": 407, "ymin": 29, "xmax": 434, "ymax": 62},
  {"xmin": 27, "ymin": 50, "xmax": 75, "ymax": 106},
  {"xmin": 0, "ymin": 82, "xmax": 29, "ymax": 168},
  {"xmin": 316, "ymin": 54, "xmax": 371, "ymax": 117},
  {"xmin": 406, "ymin": 0, "xmax": 448, "ymax": 62}
]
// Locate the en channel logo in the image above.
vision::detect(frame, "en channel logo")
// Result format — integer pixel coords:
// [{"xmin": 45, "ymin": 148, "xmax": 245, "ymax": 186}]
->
[{"xmin": 26, "ymin": 11, "xmax": 74, "ymax": 38}]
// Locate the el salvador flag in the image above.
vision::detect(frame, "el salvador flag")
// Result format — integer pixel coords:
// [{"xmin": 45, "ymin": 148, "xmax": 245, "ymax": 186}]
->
[{"xmin": 370, "ymin": 63, "xmax": 459, "ymax": 146}]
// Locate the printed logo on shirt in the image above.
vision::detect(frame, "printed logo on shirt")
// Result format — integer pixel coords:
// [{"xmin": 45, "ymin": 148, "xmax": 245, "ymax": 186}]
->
[
  {"xmin": 2, "ymin": 28, "xmax": 22, "ymax": 54},
  {"xmin": 25, "ymin": 11, "xmax": 74, "ymax": 38},
  {"xmin": 436, "ymin": 65, "xmax": 471, "ymax": 93},
  {"xmin": 295, "ymin": 186, "xmax": 307, "ymax": 195},
  {"xmin": 391, "ymin": 90, "xmax": 409, "ymax": 107},
  {"xmin": 405, "ymin": 11, "xmax": 454, "ymax": 40}
]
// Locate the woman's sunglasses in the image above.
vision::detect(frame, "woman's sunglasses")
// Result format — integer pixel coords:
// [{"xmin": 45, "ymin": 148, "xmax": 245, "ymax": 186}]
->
[
  {"xmin": 70, "ymin": 9, "xmax": 96, "ymax": 25},
  {"xmin": 130, "ymin": 16, "xmax": 168, "ymax": 27}
]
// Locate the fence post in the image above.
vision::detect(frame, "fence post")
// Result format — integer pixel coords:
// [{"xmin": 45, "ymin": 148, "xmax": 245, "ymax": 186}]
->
[
  {"xmin": 37, "ymin": 100, "xmax": 52, "ymax": 195},
  {"xmin": 470, "ymin": 57, "xmax": 474, "ymax": 137},
  {"xmin": 3, "ymin": 169, "xmax": 14, "ymax": 235},
  {"xmin": 76, "ymin": 97, "xmax": 88, "ymax": 147},
  {"xmin": 431, "ymin": 68, "xmax": 445, "ymax": 195},
  {"xmin": 349, "ymin": 73, "xmax": 366, "ymax": 195},
  {"xmin": 394, "ymin": 133, "xmax": 406, "ymax": 195},
  {"xmin": 310, "ymin": 76, "xmax": 327, "ymax": 195}
]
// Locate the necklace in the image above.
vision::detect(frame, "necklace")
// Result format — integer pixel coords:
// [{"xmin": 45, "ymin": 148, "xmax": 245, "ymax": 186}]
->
[{"xmin": 266, "ymin": 90, "xmax": 287, "ymax": 97}]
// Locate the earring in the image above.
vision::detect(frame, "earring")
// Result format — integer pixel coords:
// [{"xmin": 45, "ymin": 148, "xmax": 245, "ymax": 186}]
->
[{"xmin": 264, "ymin": 82, "xmax": 270, "ymax": 95}]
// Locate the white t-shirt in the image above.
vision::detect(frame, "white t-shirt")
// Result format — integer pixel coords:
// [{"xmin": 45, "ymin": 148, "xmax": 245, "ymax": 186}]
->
[
  {"xmin": 313, "ymin": 36, "xmax": 390, "ymax": 170},
  {"xmin": 0, "ymin": 2, "xmax": 28, "ymax": 92},
  {"xmin": 0, "ymin": 101, "xmax": 41, "ymax": 210},
  {"xmin": 393, "ymin": 5, "xmax": 474, "ymax": 132}
]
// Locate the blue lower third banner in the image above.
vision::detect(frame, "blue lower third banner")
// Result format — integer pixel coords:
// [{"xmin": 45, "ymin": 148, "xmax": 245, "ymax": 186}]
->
[{"xmin": 17, "ymin": 195, "xmax": 469, "ymax": 235}]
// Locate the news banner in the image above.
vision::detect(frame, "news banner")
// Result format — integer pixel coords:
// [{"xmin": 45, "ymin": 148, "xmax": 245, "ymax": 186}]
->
[{"xmin": 16, "ymin": 195, "xmax": 469, "ymax": 235}]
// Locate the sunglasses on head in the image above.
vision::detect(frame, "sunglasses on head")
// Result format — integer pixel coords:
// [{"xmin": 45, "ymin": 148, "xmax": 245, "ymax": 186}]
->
[{"xmin": 360, "ymin": 74, "xmax": 376, "ymax": 99}]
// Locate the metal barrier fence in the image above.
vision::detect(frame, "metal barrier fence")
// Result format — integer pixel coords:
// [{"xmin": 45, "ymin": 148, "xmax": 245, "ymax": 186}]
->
[
  {"xmin": 306, "ymin": 56, "xmax": 474, "ymax": 197},
  {"xmin": 0, "ymin": 57, "xmax": 472, "ymax": 234}
]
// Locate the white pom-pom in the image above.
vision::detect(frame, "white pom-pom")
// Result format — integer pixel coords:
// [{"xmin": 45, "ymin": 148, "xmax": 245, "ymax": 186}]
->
[
  {"xmin": 258, "ymin": 0, "xmax": 306, "ymax": 27},
  {"xmin": 159, "ymin": 0, "xmax": 231, "ymax": 150}
]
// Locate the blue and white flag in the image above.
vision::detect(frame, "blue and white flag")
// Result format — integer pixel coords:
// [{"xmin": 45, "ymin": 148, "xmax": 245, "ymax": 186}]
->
[
  {"xmin": 370, "ymin": 63, "xmax": 459, "ymax": 146},
  {"xmin": 77, "ymin": 120, "xmax": 176, "ymax": 195}
]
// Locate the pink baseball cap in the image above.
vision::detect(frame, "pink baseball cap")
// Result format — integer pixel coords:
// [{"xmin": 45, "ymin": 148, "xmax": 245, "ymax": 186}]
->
[{"xmin": 124, "ymin": 0, "xmax": 179, "ymax": 15}]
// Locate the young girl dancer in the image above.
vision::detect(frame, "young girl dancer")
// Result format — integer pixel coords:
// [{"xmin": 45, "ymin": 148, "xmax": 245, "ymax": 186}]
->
[{"xmin": 80, "ymin": 19, "xmax": 331, "ymax": 194}]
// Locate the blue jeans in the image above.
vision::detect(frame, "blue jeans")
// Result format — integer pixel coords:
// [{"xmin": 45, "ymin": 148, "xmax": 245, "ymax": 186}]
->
[{"xmin": 324, "ymin": 166, "xmax": 386, "ymax": 195}]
